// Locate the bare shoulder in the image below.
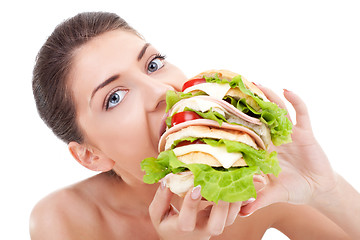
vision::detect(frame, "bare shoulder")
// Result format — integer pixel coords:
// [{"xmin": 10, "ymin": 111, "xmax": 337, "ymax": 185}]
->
[
  {"xmin": 30, "ymin": 173, "xmax": 160, "ymax": 239},
  {"xmin": 270, "ymin": 203, "xmax": 350, "ymax": 239},
  {"xmin": 29, "ymin": 175, "xmax": 110, "ymax": 240}
]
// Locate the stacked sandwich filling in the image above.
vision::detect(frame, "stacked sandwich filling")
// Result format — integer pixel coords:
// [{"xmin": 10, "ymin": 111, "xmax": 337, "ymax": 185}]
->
[{"xmin": 141, "ymin": 70, "xmax": 292, "ymax": 203}]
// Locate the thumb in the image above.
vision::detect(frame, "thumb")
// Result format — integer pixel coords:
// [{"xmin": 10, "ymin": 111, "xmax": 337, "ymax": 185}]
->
[{"xmin": 239, "ymin": 184, "xmax": 288, "ymax": 216}]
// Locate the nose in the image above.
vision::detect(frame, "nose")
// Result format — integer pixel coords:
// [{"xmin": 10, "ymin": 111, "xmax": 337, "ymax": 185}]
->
[{"xmin": 138, "ymin": 74, "xmax": 175, "ymax": 112}]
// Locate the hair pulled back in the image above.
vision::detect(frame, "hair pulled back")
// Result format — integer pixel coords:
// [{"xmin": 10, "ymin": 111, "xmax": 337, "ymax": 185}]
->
[{"xmin": 32, "ymin": 12, "xmax": 140, "ymax": 144}]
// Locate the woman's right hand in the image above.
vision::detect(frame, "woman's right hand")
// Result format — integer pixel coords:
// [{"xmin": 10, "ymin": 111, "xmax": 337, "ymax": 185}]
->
[{"xmin": 149, "ymin": 183, "xmax": 243, "ymax": 240}]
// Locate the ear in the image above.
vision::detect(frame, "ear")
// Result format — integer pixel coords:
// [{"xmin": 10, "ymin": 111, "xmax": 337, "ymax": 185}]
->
[{"xmin": 68, "ymin": 142, "xmax": 115, "ymax": 172}]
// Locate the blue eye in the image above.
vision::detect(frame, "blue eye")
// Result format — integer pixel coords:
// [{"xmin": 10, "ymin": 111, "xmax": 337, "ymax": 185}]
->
[
  {"xmin": 147, "ymin": 55, "xmax": 165, "ymax": 73},
  {"xmin": 106, "ymin": 89, "xmax": 127, "ymax": 110}
]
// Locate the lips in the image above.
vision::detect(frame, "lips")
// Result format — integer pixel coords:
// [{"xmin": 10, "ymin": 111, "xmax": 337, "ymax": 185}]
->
[{"xmin": 159, "ymin": 111, "xmax": 169, "ymax": 137}]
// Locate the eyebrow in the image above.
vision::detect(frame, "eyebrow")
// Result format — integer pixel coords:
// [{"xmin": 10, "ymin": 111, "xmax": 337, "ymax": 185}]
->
[
  {"xmin": 90, "ymin": 43, "xmax": 150, "ymax": 104},
  {"xmin": 137, "ymin": 43, "xmax": 150, "ymax": 61},
  {"xmin": 91, "ymin": 74, "xmax": 119, "ymax": 101}
]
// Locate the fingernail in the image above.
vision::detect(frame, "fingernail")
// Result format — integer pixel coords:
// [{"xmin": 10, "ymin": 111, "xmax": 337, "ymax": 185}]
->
[
  {"xmin": 252, "ymin": 82, "xmax": 263, "ymax": 87},
  {"xmin": 160, "ymin": 180, "xmax": 166, "ymax": 190},
  {"xmin": 191, "ymin": 185, "xmax": 201, "ymax": 200},
  {"xmin": 239, "ymin": 211, "xmax": 254, "ymax": 218},
  {"xmin": 283, "ymin": 88, "xmax": 291, "ymax": 93},
  {"xmin": 244, "ymin": 197, "xmax": 256, "ymax": 205}
]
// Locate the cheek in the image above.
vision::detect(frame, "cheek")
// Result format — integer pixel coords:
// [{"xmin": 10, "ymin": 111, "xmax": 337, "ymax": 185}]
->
[{"xmin": 85, "ymin": 105, "xmax": 158, "ymax": 166}]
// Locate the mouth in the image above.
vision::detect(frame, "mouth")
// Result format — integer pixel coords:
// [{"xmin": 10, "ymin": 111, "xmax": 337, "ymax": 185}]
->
[{"xmin": 159, "ymin": 111, "xmax": 169, "ymax": 137}]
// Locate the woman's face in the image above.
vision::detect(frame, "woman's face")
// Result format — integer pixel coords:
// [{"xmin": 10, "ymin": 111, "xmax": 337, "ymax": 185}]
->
[{"xmin": 69, "ymin": 30, "xmax": 187, "ymax": 181}]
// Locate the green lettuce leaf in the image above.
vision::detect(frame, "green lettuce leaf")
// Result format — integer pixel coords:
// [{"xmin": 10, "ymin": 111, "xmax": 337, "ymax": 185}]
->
[
  {"xmin": 141, "ymin": 137, "xmax": 281, "ymax": 203},
  {"xmin": 141, "ymin": 149, "xmax": 260, "ymax": 203},
  {"xmin": 205, "ymin": 75, "xmax": 292, "ymax": 146},
  {"xmin": 204, "ymin": 73, "xmax": 229, "ymax": 84},
  {"xmin": 141, "ymin": 150, "xmax": 173, "ymax": 184},
  {"xmin": 229, "ymin": 76, "xmax": 292, "ymax": 146},
  {"xmin": 223, "ymin": 96, "xmax": 261, "ymax": 116},
  {"xmin": 171, "ymin": 157, "xmax": 260, "ymax": 203},
  {"xmin": 202, "ymin": 139, "xmax": 281, "ymax": 177},
  {"xmin": 165, "ymin": 91, "xmax": 193, "ymax": 113},
  {"xmin": 170, "ymin": 136, "xmax": 199, "ymax": 149},
  {"xmin": 165, "ymin": 90, "xmax": 206, "ymax": 112},
  {"xmin": 165, "ymin": 75, "xmax": 292, "ymax": 146},
  {"xmin": 184, "ymin": 107, "xmax": 227, "ymax": 126},
  {"xmin": 141, "ymin": 150, "xmax": 187, "ymax": 184}
]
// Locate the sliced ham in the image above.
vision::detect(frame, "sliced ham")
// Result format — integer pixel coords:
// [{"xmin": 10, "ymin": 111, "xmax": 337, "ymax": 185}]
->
[
  {"xmin": 192, "ymin": 96, "xmax": 272, "ymax": 147},
  {"xmin": 158, "ymin": 119, "xmax": 266, "ymax": 152},
  {"xmin": 164, "ymin": 125, "xmax": 259, "ymax": 151},
  {"xmin": 169, "ymin": 95, "xmax": 262, "ymax": 126}
]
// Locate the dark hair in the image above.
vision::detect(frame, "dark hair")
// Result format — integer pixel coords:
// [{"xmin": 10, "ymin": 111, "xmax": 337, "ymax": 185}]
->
[{"xmin": 32, "ymin": 12, "xmax": 141, "ymax": 144}]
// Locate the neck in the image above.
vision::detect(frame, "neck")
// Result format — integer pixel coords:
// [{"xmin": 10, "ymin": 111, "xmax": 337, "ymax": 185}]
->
[
  {"xmin": 105, "ymin": 169, "xmax": 160, "ymax": 215},
  {"xmin": 104, "ymin": 168, "xmax": 185, "ymax": 215}
]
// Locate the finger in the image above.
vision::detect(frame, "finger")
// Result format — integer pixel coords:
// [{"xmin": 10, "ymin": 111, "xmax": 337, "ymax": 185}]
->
[
  {"xmin": 257, "ymin": 85, "xmax": 294, "ymax": 125},
  {"xmin": 239, "ymin": 184, "xmax": 288, "ymax": 217},
  {"xmin": 225, "ymin": 201, "xmax": 242, "ymax": 226},
  {"xmin": 283, "ymin": 89, "xmax": 311, "ymax": 129},
  {"xmin": 149, "ymin": 182, "xmax": 173, "ymax": 226},
  {"xmin": 177, "ymin": 185, "xmax": 202, "ymax": 231},
  {"xmin": 253, "ymin": 174, "xmax": 268, "ymax": 193},
  {"xmin": 257, "ymin": 85, "xmax": 288, "ymax": 112},
  {"xmin": 207, "ymin": 201, "xmax": 229, "ymax": 235},
  {"xmin": 241, "ymin": 174, "xmax": 267, "ymax": 209},
  {"xmin": 195, "ymin": 205, "xmax": 213, "ymax": 229}
]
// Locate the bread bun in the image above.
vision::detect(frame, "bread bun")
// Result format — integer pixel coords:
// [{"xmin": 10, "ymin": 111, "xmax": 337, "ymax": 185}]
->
[
  {"xmin": 190, "ymin": 69, "xmax": 268, "ymax": 102},
  {"xmin": 165, "ymin": 125, "xmax": 258, "ymax": 151}
]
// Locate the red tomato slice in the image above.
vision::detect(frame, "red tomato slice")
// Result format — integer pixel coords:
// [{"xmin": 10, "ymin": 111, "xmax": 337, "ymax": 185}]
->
[
  {"xmin": 182, "ymin": 78, "xmax": 206, "ymax": 92},
  {"xmin": 171, "ymin": 111, "xmax": 202, "ymax": 127},
  {"xmin": 176, "ymin": 139, "xmax": 204, "ymax": 148}
]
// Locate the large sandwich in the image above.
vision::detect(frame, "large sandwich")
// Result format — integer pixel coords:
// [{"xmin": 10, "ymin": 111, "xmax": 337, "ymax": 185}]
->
[{"xmin": 141, "ymin": 70, "xmax": 292, "ymax": 203}]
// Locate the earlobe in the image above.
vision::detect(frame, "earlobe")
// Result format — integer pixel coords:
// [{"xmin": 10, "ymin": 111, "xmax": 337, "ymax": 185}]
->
[{"xmin": 68, "ymin": 142, "xmax": 115, "ymax": 172}]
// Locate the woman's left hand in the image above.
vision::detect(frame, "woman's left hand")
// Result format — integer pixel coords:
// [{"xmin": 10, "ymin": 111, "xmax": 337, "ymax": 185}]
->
[
  {"xmin": 240, "ymin": 87, "xmax": 338, "ymax": 216},
  {"xmin": 149, "ymin": 183, "xmax": 244, "ymax": 240}
]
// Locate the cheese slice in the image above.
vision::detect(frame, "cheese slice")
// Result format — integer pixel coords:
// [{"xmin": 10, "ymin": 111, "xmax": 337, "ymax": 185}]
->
[
  {"xmin": 165, "ymin": 125, "xmax": 258, "ymax": 151},
  {"xmin": 170, "ymin": 97, "xmax": 226, "ymax": 117},
  {"xmin": 173, "ymin": 144, "xmax": 243, "ymax": 169},
  {"xmin": 183, "ymin": 82, "xmax": 231, "ymax": 100}
]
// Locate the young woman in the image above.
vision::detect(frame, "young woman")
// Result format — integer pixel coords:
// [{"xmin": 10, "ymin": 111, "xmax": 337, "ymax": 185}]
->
[{"xmin": 30, "ymin": 12, "xmax": 359, "ymax": 239}]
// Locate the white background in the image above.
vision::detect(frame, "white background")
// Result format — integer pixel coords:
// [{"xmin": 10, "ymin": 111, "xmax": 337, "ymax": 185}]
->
[{"xmin": 1, "ymin": 0, "xmax": 359, "ymax": 239}]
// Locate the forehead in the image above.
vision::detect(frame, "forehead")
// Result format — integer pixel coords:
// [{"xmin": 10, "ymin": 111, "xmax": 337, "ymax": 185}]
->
[
  {"xmin": 69, "ymin": 30, "xmax": 145, "ymax": 90},
  {"xmin": 79, "ymin": 29, "xmax": 144, "ymax": 56},
  {"xmin": 73, "ymin": 30, "xmax": 144, "ymax": 73}
]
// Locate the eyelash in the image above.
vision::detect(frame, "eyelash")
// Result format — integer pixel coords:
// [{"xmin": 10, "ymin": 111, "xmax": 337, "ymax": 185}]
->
[
  {"xmin": 148, "ymin": 53, "xmax": 166, "ymax": 71},
  {"xmin": 154, "ymin": 53, "xmax": 166, "ymax": 61},
  {"xmin": 103, "ymin": 88, "xmax": 127, "ymax": 110}
]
